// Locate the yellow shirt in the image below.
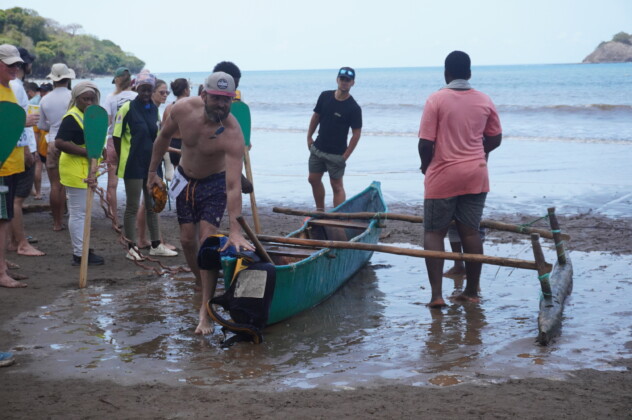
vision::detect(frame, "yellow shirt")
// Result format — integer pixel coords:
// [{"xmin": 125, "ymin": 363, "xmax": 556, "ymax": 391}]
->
[{"xmin": 0, "ymin": 84, "xmax": 25, "ymax": 176}]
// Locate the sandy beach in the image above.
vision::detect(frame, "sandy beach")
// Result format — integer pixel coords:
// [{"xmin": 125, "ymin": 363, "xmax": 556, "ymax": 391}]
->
[{"xmin": 1, "ymin": 190, "xmax": 631, "ymax": 418}]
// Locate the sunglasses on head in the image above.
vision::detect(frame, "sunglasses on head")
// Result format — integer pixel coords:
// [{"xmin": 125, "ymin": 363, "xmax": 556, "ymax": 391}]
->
[{"xmin": 339, "ymin": 69, "xmax": 354, "ymax": 78}]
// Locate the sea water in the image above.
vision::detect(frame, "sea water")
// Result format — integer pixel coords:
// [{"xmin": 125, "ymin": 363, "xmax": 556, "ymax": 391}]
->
[{"xmin": 84, "ymin": 63, "xmax": 632, "ymax": 216}]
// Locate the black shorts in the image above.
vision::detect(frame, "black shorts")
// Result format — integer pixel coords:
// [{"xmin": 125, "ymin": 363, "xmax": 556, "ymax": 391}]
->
[{"xmin": 14, "ymin": 164, "xmax": 35, "ymax": 199}]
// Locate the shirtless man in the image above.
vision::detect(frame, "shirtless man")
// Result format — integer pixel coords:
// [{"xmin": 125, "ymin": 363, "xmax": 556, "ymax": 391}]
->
[{"xmin": 147, "ymin": 72, "xmax": 253, "ymax": 335}]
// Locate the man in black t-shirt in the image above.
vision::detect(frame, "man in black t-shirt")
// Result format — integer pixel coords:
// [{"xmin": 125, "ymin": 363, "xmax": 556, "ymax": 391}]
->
[{"xmin": 306, "ymin": 67, "xmax": 362, "ymax": 210}]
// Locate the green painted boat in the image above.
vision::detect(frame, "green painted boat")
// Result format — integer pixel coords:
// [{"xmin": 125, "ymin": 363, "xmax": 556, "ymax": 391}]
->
[{"xmin": 222, "ymin": 181, "xmax": 387, "ymax": 324}]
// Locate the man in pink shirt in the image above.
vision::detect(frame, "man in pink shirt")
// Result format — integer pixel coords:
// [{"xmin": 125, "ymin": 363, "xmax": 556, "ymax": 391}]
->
[{"xmin": 418, "ymin": 51, "xmax": 502, "ymax": 308}]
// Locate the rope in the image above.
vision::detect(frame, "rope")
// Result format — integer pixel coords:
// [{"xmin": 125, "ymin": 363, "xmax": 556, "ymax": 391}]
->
[{"xmin": 517, "ymin": 214, "xmax": 549, "ymax": 232}]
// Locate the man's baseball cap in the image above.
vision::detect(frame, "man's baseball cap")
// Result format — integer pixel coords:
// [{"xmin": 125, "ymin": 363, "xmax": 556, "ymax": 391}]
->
[
  {"xmin": 204, "ymin": 72, "xmax": 236, "ymax": 97},
  {"xmin": 338, "ymin": 67, "xmax": 355, "ymax": 80},
  {"xmin": 17, "ymin": 47, "xmax": 35, "ymax": 64},
  {"xmin": 40, "ymin": 82, "xmax": 53, "ymax": 92},
  {"xmin": 47, "ymin": 63, "xmax": 76, "ymax": 81},
  {"xmin": 0, "ymin": 44, "xmax": 24, "ymax": 66},
  {"xmin": 111, "ymin": 66, "xmax": 130, "ymax": 83}
]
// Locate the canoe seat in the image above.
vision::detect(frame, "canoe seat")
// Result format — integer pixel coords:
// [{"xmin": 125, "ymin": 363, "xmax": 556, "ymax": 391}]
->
[
  {"xmin": 307, "ymin": 219, "xmax": 369, "ymax": 230},
  {"xmin": 265, "ymin": 246, "xmax": 319, "ymax": 259}
]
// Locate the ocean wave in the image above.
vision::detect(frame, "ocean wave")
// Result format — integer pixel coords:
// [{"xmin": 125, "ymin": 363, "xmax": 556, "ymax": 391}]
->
[
  {"xmin": 252, "ymin": 127, "xmax": 631, "ymax": 143},
  {"xmin": 497, "ymin": 104, "xmax": 632, "ymax": 114}
]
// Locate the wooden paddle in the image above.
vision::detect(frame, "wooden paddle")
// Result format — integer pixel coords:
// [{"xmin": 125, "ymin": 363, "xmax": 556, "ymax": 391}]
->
[
  {"xmin": 79, "ymin": 105, "xmax": 108, "ymax": 289},
  {"xmin": 231, "ymin": 100, "xmax": 261, "ymax": 233},
  {"xmin": 251, "ymin": 233, "xmax": 550, "ymax": 272},
  {"xmin": 272, "ymin": 207, "xmax": 570, "ymax": 241},
  {"xmin": 0, "ymin": 101, "xmax": 26, "ymax": 168}
]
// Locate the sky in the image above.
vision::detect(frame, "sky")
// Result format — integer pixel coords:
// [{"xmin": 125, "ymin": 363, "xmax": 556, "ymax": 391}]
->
[{"xmin": 10, "ymin": 0, "xmax": 632, "ymax": 72}]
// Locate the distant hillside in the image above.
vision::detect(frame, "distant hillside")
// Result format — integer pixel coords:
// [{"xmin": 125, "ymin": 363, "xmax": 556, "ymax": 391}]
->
[
  {"xmin": 583, "ymin": 31, "xmax": 632, "ymax": 63},
  {"xmin": 0, "ymin": 7, "xmax": 144, "ymax": 77}
]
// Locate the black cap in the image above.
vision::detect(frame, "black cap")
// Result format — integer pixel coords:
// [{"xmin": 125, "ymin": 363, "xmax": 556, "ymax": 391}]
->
[
  {"xmin": 40, "ymin": 82, "xmax": 53, "ymax": 92},
  {"xmin": 17, "ymin": 47, "xmax": 35, "ymax": 64},
  {"xmin": 338, "ymin": 67, "xmax": 355, "ymax": 80}
]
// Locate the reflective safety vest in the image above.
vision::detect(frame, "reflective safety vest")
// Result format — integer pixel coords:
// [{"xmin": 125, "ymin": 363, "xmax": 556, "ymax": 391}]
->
[{"xmin": 59, "ymin": 106, "xmax": 91, "ymax": 189}]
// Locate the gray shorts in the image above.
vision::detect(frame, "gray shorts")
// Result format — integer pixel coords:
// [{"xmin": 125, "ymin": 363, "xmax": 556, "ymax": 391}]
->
[
  {"xmin": 14, "ymin": 164, "xmax": 35, "ymax": 199},
  {"xmin": 424, "ymin": 193, "xmax": 487, "ymax": 232},
  {"xmin": 308, "ymin": 145, "xmax": 346, "ymax": 180}
]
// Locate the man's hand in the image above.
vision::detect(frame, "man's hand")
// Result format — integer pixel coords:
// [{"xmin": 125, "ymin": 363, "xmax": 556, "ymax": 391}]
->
[
  {"xmin": 307, "ymin": 137, "xmax": 314, "ymax": 150},
  {"xmin": 25, "ymin": 113, "xmax": 40, "ymax": 127},
  {"xmin": 24, "ymin": 150, "xmax": 35, "ymax": 168},
  {"xmin": 223, "ymin": 232, "xmax": 255, "ymax": 253},
  {"xmin": 146, "ymin": 171, "xmax": 162, "ymax": 191}
]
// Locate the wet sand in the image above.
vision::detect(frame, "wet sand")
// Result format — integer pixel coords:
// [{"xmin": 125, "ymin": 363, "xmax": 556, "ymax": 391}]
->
[{"xmin": 1, "ymin": 198, "xmax": 631, "ymax": 419}]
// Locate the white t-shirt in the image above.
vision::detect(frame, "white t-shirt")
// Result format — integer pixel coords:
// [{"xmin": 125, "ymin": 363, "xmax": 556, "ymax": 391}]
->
[
  {"xmin": 10, "ymin": 79, "xmax": 37, "ymax": 150},
  {"xmin": 104, "ymin": 90, "xmax": 137, "ymax": 136},
  {"xmin": 38, "ymin": 86, "xmax": 72, "ymax": 143}
]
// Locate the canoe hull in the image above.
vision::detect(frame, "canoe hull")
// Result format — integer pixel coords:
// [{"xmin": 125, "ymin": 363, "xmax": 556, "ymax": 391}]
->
[
  {"xmin": 223, "ymin": 182, "xmax": 387, "ymax": 325},
  {"xmin": 537, "ymin": 251, "xmax": 573, "ymax": 345}
]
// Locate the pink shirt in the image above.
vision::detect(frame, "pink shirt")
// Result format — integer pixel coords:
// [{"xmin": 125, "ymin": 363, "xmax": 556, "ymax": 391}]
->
[{"xmin": 418, "ymin": 88, "xmax": 502, "ymax": 199}]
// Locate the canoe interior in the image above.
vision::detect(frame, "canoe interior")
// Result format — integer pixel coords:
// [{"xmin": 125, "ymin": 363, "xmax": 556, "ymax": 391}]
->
[{"xmin": 222, "ymin": 181, "xmax": 387, "ymax": 324}]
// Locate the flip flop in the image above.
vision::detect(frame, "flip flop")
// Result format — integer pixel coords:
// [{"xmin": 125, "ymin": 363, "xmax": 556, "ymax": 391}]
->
[
  {"xmin": 26, "ymin": 236, "xmax": 38, "ymax": 244},
  {"xmin": 6, "ymin": 261, "xmax": 20, "ymax": 270}
]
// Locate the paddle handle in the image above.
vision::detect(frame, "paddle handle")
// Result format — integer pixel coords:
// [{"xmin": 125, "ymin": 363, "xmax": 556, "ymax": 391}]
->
[
  {"xmin": 243, "ymin": 146, "xmax": 261, "ymax": 234},
  {"xmin": 79, "ymin": 159, "xmax": 97, "ymax": 288},
  {"xmin": 236, "ymin": 216, "xmax": 273, "ymax": 264}
]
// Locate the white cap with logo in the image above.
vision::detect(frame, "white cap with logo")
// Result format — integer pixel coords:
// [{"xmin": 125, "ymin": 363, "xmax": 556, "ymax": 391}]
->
[
  {"xmin": 0, "ymin": 44, "xmax": 24, "ymax": 66},
  {"xmin": 204, "ymin": 72, "xmax": 236, "ymax": 97}
]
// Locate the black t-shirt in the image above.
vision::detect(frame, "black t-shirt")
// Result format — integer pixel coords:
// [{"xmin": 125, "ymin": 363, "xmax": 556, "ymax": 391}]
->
[
  {"xmin": 313, "ymin": 90, "xmax": 362, "ymax": 155},
  {"xmin": 57, "ymin": 115, "xmax": 85, "ymax": 145}
]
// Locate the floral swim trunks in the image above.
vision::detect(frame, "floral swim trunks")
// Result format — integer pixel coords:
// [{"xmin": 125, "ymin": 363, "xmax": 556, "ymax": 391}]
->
[{"xmin": 175, "ymin": 167, "xmax": 227, "ymax": 227}]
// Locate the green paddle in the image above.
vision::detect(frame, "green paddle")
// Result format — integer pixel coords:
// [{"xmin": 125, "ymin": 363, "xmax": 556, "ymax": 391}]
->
[
  {"xmin": 231, "ymin": 100, "xmax": 261, "ymax": 232},
  {"xmin": 79, "ymin": 105, "xmax": 108, "ymax": 288},
  {"xmin": 0, "ymin": 101, "xmax": 27, "ymax": 169}
]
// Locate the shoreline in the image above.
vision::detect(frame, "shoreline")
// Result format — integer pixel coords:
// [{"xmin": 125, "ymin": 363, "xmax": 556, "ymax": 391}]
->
[{"xmin": 1, "ymin": 202, "xmax": 631, "ymax": 418}]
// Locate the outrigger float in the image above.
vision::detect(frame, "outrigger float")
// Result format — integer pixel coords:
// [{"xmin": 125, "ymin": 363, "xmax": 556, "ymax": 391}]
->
[{"xmin": 216, "ymin": 182, "xmax": 572, "ymax": 346}]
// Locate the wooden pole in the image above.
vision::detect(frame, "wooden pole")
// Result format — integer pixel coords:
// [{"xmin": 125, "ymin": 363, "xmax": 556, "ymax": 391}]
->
[
  {"xmin": 243, "ymin": 147, "xmax": 261, "ymax": 234},
  {"xmin": 547, "ymin": 207, "xmax": 567, "ymax": 265},
  {"xmin": 252, "ymin": 233, "xmax": 549, "ymax": 271},
  {"xmin": 79, "ymin": 159, "xmax": 97, "ymax": 289},
  {"xmin": 530, "ymin": 233, "xmax": 552, "ymax": 298},
  {"xmin": 236, "ymin": 215, "xmax": 273, "ymax": 264},
  {"xmin": 272, "ymin": 207, "xmax": 569, "ymax": 241}
]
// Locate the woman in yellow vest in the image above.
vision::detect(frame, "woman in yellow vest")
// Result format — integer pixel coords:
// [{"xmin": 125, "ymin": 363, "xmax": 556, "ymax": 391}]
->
[{"xmin": 54, "ymin": 82, "xmax": 105, "ymax": 266}]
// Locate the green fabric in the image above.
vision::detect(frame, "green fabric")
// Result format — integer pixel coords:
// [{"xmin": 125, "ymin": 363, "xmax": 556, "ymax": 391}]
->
[{"xmin": 0, "ymin": 101, "xmax": 26, "ymax": 167}]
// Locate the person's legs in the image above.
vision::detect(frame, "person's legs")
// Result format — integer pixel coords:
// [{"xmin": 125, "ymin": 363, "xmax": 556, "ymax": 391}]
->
[
  {"xmin": 136, "ymin": 204, "xmax": 149, "ymax": 248},
  {"xmin": 46, "ymin": 143, "xmax": 66, "ymax": 231},
  {"xmin": 66, "ymin": 187, "xmax": 87, "ymax": 257},
  {"xmin": 33, "ymin": 156, "xmax": 42, "ymax": 199},
  {"xmin": 179, "ymin": 222, "xmax": 200, "ymax": 285},
  {"xmin": 123, "ymin": 178, "xmax": 143, "ymax": 246},
  {"xmin": 9, "ymin": 166, "xmax": 44, "ymax": 256},
  {"xmin": 308, "ymin": 172, "xmax": 326, "ymax": 211},
  {"xmin": 195, "ymin": 220, "xmax": 218, "ymax": 335},
  {"xmin": 423, "ymin": 197, "xmax": 456, "ymax": 308},
  {"xmin": 105, "ymin": 137, "xmax": 119, "ymax": 226},
  {"xmin": 1, "ymin": 220, "xmax": 26, "ymax": 288},
  {"xmin": 444, "ymin": 225, "xmax": 465, "ymax": 278},
  {"xmin": 330, "ymin": 177, "xmax": 345, "ymax": 208}
]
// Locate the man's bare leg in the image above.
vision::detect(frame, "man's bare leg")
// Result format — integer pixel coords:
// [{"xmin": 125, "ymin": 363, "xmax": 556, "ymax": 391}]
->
[
  {"xmin": 196, "ymin": 268, "xmax": 218, "ymax": 335},
  {"xmin": 444, "ymin": 240, "xmax": 466, "ymax": 279},
  {"xmin": 106, "ymin": 163, "xmax": 119, "ymax": 226},
  {"xmin": 330, "ymin": 177, "xmax": 346, "ymax": 208},
  {"xmin": 33, "ymin": 158, "xmax": 42, "ymax": 199},
  {"xmin": 308, "ymin": 172, "xmax": 326, "ymax": 211},
  {"xmin": 449, "ymin": 221, "xmax": 483, "ymax": 303},
  {"xmin": 10, "ymin": 196, "xmax": 45, "ymax": 256},
  {"xmin": 424, "ymin": 227, "xmax": 449, "ymax": 308},
  {"xmin": 179, "ymin": 222, "xmax": 201, "ymax": 287},
  {"xmin": 0, "ymin": 221, "xmax": 26, "ymax": 288}
]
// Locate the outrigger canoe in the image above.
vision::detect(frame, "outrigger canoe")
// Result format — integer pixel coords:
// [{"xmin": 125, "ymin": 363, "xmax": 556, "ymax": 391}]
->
[{"xmin": 221, "ymin": 181, "xmax": 387, "ymax": 324}]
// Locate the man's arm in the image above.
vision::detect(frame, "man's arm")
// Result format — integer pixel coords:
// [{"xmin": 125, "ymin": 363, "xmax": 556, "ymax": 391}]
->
[
  {"xmin": 306, "ymin": 112, "xmax": 319, "ymax": 150},
  {"xmin": 483, "ymin": 133, "xmax": 502, "ymax": 155},
  {"xmin": 224, "ymin": 129, "xmax": 255, "ymax": 252},
  {"xmin": 418, "ymin": 139, "xmax": 434, "ymax": 175},
  {"xmin": 147, "ymin": 110, "xmax": 178, "ymax": 190},
  {"xmin": 343, "ymin": 128, "xmax": 361, "ymax": 161}
]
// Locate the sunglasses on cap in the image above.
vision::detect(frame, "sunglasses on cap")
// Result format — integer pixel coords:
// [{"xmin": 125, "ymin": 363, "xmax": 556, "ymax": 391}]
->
[{"xmin": 338, "ymin": 69, "xmax": 354, "ymax": 79}]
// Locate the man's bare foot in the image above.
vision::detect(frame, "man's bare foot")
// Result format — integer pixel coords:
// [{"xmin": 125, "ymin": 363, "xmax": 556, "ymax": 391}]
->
[
  {"xmin": 195, "ymin": 306, "xmax": 213, "ymax": 335},
  {"xmin": 17, "ymin": 243, "xmax": 45, "ymax": 256},
  {"xmin": 7, "ymin": 272, "xmax": 28, "ymax": 280},
  {"xmin": 137, "ymin": 240, "xmax": 151, "ymax": 249},
  {"xmin": 443, "ymin": 265, "xmax": 466, "ymax": 280},
  {"xmin": 163, "ymin": 242, "xmax": 177, "ymax": 251},
  {"xmin": 34, "ymin": 194, "xmax": 43, "ymax": 200},
  {"xmin": 0, "ymin": 274, "xmax": 27, "ymax": 288},
  {"xmin": 427, "ymin": 298, "xmax": 447, "ymax": 308},
  {"xmin": 449, "ymin": 293, "xmax": 481, "ymax": 304},
  {"xmin": 53, "ymin": 224, "xmax": 66, "ymax": 232}
]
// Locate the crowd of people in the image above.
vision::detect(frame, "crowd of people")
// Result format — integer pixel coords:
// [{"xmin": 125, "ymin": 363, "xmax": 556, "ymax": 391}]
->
[{"xmin": 1, "ymin": 43, "xmax": 502, "ymax": 364}]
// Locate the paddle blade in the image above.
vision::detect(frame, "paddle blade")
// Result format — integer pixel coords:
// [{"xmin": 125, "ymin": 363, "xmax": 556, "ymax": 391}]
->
[
  {"xmin": 0, "ymin": 101, "xmax": 27, "ymax": 167},
  {"xmin": 231, "ymin": 101, "xmax": 251, "ymax": 147},
  {"xmin": 83, "ymin": 105, "xmax": 108, "ymax": 159}
]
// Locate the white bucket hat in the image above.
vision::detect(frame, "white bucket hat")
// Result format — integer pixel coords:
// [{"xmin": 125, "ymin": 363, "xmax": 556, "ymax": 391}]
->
[{"xmin": 46, "ymin": 63, "xmax": 76, "ymax": 81}]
